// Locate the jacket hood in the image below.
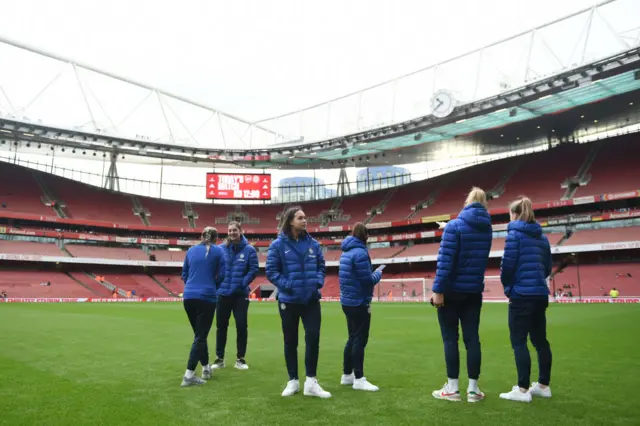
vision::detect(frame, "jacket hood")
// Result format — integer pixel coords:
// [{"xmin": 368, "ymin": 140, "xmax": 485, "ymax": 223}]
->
[
  {"xmin": 508, "ymin": 220, "xmax": 543, "ymax": 237},
  {"xmin": 341, "ymin": 235, "xmax": 367, "ymax": 252},
  {"xmin": 458, "ymin": 202, "xmax": 492, "ymax": 231}
]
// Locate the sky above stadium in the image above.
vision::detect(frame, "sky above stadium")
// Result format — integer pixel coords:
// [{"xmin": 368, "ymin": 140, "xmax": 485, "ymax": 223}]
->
[{"xmin": 0, "ymin": 0, "xmax": 600, "ymax": 121}]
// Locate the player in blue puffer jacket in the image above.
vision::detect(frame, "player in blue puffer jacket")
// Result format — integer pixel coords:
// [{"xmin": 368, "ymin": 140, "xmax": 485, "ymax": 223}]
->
[
  {"xmin": 338, "ymin": 223, "xmax": 383, "ymax": 392},
  {"xmin": 499, "ymin": 197, "xmax": 553, "ymax": 403},
  {"xmin": 180, "ymin": 227, "xmax": 225, "ymax": 387},
  {"xmin": 212, "ymin": 221, "xmax": 259, "ymax": 371},
  {"xmin": 431, "ymin": 187, "xmax": 493, "ymax": 403},
  {"xmin": 266, "ymin": 206, "xmax": 331, "ymax": 399}
]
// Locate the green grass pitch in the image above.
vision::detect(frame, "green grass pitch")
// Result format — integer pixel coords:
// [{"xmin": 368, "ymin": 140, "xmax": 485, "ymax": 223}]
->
[{"xmin": 0, "ymin": 302, "xmax": 638, "ymax": 425}]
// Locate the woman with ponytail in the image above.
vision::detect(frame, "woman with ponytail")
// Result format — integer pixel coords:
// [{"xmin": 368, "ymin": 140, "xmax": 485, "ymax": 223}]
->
[
  {"xmin": 180, "ymin": 226, "xmax": 226, "ymax": 387},
  {"xmin": 499, "ymin": 197, "xmax": 553, "ymax": 403},
  {"xmin": 431, "ymin": 187, "xmax": 492, "ymax": 403}
]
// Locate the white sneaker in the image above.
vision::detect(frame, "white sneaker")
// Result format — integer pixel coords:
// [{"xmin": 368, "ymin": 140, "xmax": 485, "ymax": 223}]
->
[
  {"xmin": 303, "ymin": 377, "xmax": 332, "ymax": 398},
  {"xmin": 234, "ymin": 359, "xmax": 249, "ymax": 370},
  {"xmin": 281, "ymin": 379, "xmax": 300, "ymax": 397},
  {"xmin": 211, "ymin": 358, "xmax": 225, "ymax": 369},
  {"xmin": 181, "ymin": 375, "xmax": 206, "ymax": 387},
  {"xmin": 432, "ymin": 383, "xmax": 461, "ymax": 402},
  {"xmin": 467, "ymin": 388, "xmax": 485, "ymax": 403},
  {"xmin": 499, "ymin": 385, "xmax": 532, "ymax": 403},
  {"xmin": 340, "ymin": 373, "xmax": 354, "ymax": 385},
  {"xmin": 202, "ymin": 366, "xmax": 212, "ymax": 380},
  {"xmin": 529, "ymin": 382, "xmax": 552, "ymax": 398},
  {"xmin": 353, "ymin": 377, "xmax": 379, "ymax": 392}
]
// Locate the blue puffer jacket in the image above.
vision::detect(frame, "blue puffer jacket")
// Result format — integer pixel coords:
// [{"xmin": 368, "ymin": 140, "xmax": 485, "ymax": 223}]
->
[
  {"xmin": 432, "ymin": 202, "xmax": 493, "ymax": 294},
  {"xmin": 501, "ymin": 220, "xmax": 552, "ymax": 298},
  {"xmin": 182, "ymin": 242, "xmax": 226, "ymax": 302},
  {"xmin": 339, "ymin": 236, "xmax": 382, "ymax": 306},
  {"xmin": 266, "ymin": 232, "xmax": 325, "ymax": 304},
  {"xmin": 217, "ymin": 236, "xmax": 259, "ymax": 297}
]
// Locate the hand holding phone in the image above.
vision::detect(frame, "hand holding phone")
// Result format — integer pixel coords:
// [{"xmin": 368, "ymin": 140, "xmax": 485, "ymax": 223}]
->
[{"xmin": 375, "ymin": 264, "xmax": 386, "ymax": 273}]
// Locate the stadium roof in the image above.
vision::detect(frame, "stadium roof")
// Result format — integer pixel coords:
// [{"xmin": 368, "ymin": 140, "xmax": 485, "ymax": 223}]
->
[
  {"xmin": 0, "ymin": 0, "xmax": 639, "ymax": 169},
  {"xmin": 1, "ymin": 46, "xmax": 639, "ymax": 169}
]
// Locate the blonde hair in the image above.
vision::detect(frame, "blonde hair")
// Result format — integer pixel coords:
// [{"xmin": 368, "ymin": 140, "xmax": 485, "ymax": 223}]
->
[
  {"xmin": 201, "ymin": 227, "xmax": 218, "ymax": 255},
  {"xmin": 509, "ymin": 196, "xmax": 535, "ymax": 223},
  {"xmin": 464, "ymin": 187, "xmax": 488, "ymax": 208}
]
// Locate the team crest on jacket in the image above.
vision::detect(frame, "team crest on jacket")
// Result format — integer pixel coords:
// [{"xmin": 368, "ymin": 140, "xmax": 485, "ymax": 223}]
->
[
  {"xmin": 280, "ymin": 303, "xmax": 286, "ymax": 310},
  {"xmin": 309, "ymin": 248, "xmax": 313, "ymax": 253},
  {"xmin": 240, "ymin": 254, "xmax": 245, "ymax": 258}
]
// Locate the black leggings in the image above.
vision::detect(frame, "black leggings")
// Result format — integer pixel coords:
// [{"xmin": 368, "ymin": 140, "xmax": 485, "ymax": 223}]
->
[
  {"xmin": 436, "ymin": 292, "xmax": 482, "ymax": 380},
  {"xmin": 509, "ymin": 297, "xmax": 552, "ymax": 388},
  {"xmin": 342, "ymin": 304, "xmax": 372, "ymax": 379},
  {"xmin": 278, "ymin": 300, "xmax": 321, "ymax": 380},
  {"xmin": 215, "ymin": 294, "xmax": 249, "ymax": 359},
  {"xmin": 184, "ymin": 299, "xmax": 216, "ymax": 371}
]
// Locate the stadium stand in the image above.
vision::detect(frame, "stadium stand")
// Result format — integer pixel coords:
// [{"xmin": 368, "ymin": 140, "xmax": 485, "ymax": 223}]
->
[
  {"xmin": 489, "ymin": 144, "xmax": 592, "ymax": 207},
  {"xmin": 150, "ymin": 250, "xmax": 186, "ymax": 262},
  {"xmin": 152, "ymin": 274, "xmax": 184, "ymax": 295},
  {"xmin": 2, "ymin": 138, "xmax": 640, "ymax": 230},
  {"xmin": 554, "ymin": 264, "xmax": 640, "ymax": 296},
  {"xmin": 0, "ymin": 271, "xmax": 95, "ymax": 298},
  {"xmin": 89, "ymin": 273, "xmax": 167, "ymax": 297},
  {"xmin": 2, "ymin": 136, "xmax": 640, "ymax": 300},
  {"xmin": 574, "ymin": 135, "xmax": 640, "ymax": 197},
  {"xmin": 0, "ymin": 240, "xmax": 64, "ymax": 256},
  {"xmin": 564, "ymin": 227, "xmax": 640, "ymax": 246},
  {"xmin": 65, "ymin": 245, "xmax": 149, "ymax": 261},
  {"xmin": 67, "ymin": 272, "xmax": 113, "ymax": 297},
  {"xmin": 139, "ymin": 196, "xmax": 190, "ymax": 228},
  {"xmin": 0, "ymin": 165, "xmax": 53, "ymax": 216},
  {"xmin": 46, "ymin": 174, "xmax": 143, "ymax": 225}
]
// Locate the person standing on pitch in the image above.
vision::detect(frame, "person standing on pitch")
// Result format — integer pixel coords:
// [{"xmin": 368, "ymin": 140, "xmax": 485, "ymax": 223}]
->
[
  {"xmin": 266, "ymin": 206, "xmax": 331, "ymax": 398},
  {"xmin": 180, "ymin": 227, "xmax": 225, "ymax": 387},
  {"xmin": 212, "ymin": 221, "xmax": 259, "ymax": 371},
  {"xmin": 499, "ymin": 196, "xmax": 553, "ymax": 403},
  {"xmin": 431, "ymin": 187, "xmax": 492, "ymax": 403},
  {"xmin": 339, "ymin": 222, "xmax": 383, "ymax": 392}
]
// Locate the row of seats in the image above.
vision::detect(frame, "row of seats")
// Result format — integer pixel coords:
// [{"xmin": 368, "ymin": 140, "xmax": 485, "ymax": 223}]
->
[
  {"xmin": 0, "ymin": 270, "xmax": 172, "ymax": 298},
  {"xmin": 2, "ymin": 266, "xmax": 636, "ymax": 298},
  {"xmin": 1, "ymin": 226, "xmax": 639, "ymax": 260},
  {"xmin": 2, "ymin": 135, "xmax": 639, "ymax": 228}
]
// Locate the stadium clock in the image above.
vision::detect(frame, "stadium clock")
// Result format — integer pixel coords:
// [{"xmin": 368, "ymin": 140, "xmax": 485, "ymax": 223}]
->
[{"xmin": 431, "ymin": 90, "xmax": 456, "ymax": 118}]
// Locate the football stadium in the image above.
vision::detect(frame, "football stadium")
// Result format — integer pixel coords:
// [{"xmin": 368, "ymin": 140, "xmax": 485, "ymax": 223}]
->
[{"xmin": 1, "ymin": 0, "xmax": 640, "ymax": 424}]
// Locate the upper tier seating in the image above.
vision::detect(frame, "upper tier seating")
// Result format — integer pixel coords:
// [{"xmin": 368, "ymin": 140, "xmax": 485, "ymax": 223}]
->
[
  {"xmin": 0, "ymin": 165, "xmax": 52, "ymax": 216},
  {"xmin": 574, "ymin": 135, "xmax": 640, "ymax": 197},
  {"xmin": 1, "ymin": 135, "xmax": 639, "ymax": 229}
]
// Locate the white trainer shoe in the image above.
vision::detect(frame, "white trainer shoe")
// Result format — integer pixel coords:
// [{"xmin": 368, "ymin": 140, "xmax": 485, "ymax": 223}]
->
[
  {"xmin": 432, "ymin": 383, "xmax": 461, "ymax": 401},
  {"xmin": 202, "ymin": 366, "xmax": 213, "ymax": 380},
  {"xmin": 340, "ymin": 373, "xmax": 354, "ymax": 385},
  {"xmin": 211, "ymin": 358, "xmax": 225, "ymax": 369},
  {"xmin": 281, "ymin": 379, "xmax": 300, "ymax": 397},
  {"xmin": 499, "ymin": 385, "xmax": 532, "ymax": 403},
  {"xmin": 353, "ymin": 377, "xmax": 379, "ymax": 392},
  {"xmin": 181, "ymin": 375, "xmax": 206, "ymax": 387},
  {"xmin": 529, "ymin": 382, "xmax": 552, "ymax": 398},
  {"xmin": 467, "ymin": 388, "xmax": 485, "ymax": 403},
  {"xmin": 234, "ymin": 359, "xmax": 249, "ymax": 370},
  {"xmin": 303, "ymin": 377, "xmax": 332, "ymax": 398}
]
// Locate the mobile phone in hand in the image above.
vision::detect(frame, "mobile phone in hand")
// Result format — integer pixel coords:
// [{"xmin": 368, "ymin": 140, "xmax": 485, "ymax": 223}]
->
[{"xmin": 375, "ymin": 264, "xmax": 386, "ymax": 272}]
